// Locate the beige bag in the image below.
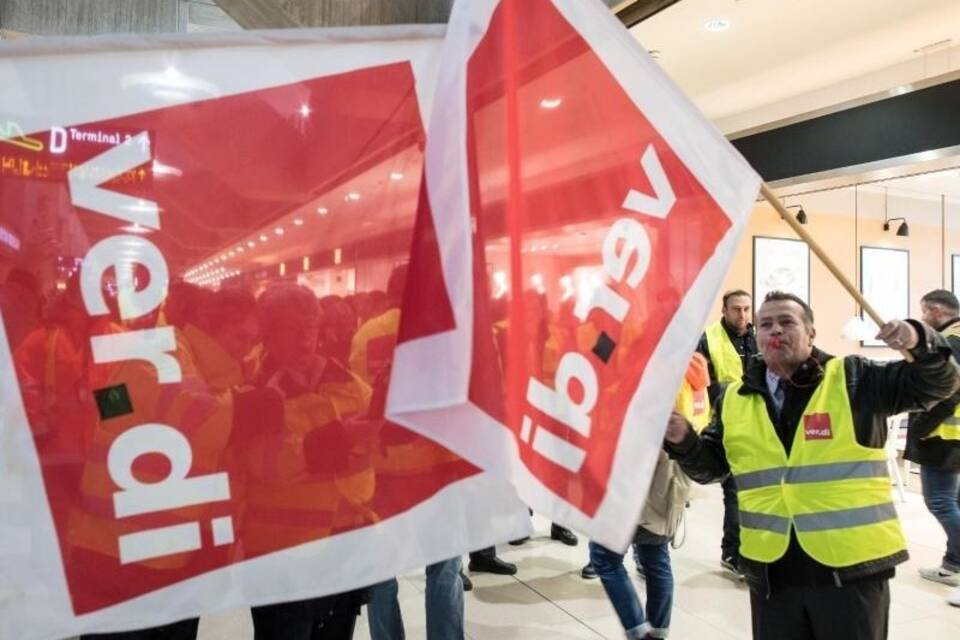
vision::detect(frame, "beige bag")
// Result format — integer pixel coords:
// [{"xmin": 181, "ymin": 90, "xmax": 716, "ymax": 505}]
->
[{"xmin": 637, "ymin": 450, "xmax": 692, "ymax": 539}]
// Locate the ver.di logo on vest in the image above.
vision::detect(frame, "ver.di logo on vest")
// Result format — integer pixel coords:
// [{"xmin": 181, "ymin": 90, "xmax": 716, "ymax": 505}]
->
[{"xmin": 803, "ymin": 412, "xmax": 833, "ymax": 440}]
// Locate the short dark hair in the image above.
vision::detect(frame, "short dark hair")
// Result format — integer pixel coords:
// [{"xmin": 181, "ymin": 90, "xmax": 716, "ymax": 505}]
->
[
  {"xmin": 722, "ymin": 289, "xmax": 751, "ymax": 308},
  {"xmin": 921, "ymin": 289, "xmax": 960, "ymax": 313},
  {"xmin": 205, "ymin": 288, "xmax": 257, "ymax": 330},
  {"xmin": 762, "ymin": 290, "xmax": 814, "ymax": 325}
]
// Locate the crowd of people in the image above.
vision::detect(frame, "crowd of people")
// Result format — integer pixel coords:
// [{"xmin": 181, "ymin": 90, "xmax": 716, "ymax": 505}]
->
[{"xmin": 2, "ymin": 260, "xmax": 960, "ymax": 640}]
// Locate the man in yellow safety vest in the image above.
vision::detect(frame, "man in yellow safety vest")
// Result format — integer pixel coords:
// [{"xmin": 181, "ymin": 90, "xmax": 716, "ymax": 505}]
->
[
  {"xmin": 906, "ymin": 289, "xmax": 960, "ymax": 607},
  {"xmin": 665, "ymin": 290, "xmax": 958, "ymax": 640},
  {"xmin": 696, "ymin": 288, "xmax": 757, "ymax": 577}
]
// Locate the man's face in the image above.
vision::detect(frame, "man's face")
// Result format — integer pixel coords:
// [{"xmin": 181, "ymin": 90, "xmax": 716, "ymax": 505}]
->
[
  {"xmin": 920, "ymin": 301, "xmax": 939, "ymax": 326},
  {"xmin": 216, "ymin": 314, "xmax": 261, "ymax": 362},
  {"xmin": 756, "ymin": 300, "xmax": 815, "ymax": 373},
  {"xmin": 723, "ymin": 295, "xmax": 752, "ymax": 334},
  {"xmin": 264, "ymin": 313, "xmax": 321, "ymax": 369}
]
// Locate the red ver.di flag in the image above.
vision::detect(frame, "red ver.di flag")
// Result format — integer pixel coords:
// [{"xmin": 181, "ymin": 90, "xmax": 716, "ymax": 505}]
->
[
  {"xmin": 0, "ymin": 28, "xmax": 529, "ymax": 639},
  {"xmin": 388, "ymin": 0, "xmax": 761, "ymax": 551}
]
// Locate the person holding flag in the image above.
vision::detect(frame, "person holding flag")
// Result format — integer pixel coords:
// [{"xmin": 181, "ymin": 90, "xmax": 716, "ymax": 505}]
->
[
  {"xmin": 907, "ymin": 289, "xmax": 960, "ymax": 606},
  {"xmin": 245, "ymin": 282, "xmax": 375, "ymax": 639},
  {"xmin": 664, "ymin": 291, "xmax": 958, "ymax": 640}
]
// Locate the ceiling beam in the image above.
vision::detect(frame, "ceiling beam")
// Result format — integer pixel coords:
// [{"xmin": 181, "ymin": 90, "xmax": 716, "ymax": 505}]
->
[
  {"xmin": 616, "ymin": 0, "xmax": 681, "ymax": 28},
  {"xmin": 0, "ymin": 0, "xmax": 182, "ymax": 35},
  {"xmin": 213, "ymin": 0, "xmax": 677, "ymax": 30},
  {"xmin": 212, "ymin": 0, "xmax": 299, "ymax": 29}
]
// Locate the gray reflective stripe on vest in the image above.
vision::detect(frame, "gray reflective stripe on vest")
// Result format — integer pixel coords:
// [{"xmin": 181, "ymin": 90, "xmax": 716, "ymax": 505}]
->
[
  {"xmin": 784, "ymin": 460, "xmax": 889, "ymax": 484},
  {"xmin": 793, "ymin": 502, "xmax": 898, "ymax": 532},
  {"xmin": 943, "ymin": 416, "xmax": 960, "ymax": 425},
  {"xmin": 734, "ymin": 467, "xmax": 786, "ymax": 490},
  {"xmin": 739, "ymin": 510, "xmax": 790, "ymax": 534},
  {"xmin": 733, "ymin": 460, "xmax": 889, "ymax": 490}
]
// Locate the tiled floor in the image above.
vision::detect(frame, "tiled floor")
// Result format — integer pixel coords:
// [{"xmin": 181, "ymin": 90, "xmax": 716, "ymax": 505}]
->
[{"xmin": 198, "ymin": 475, "xmax": 960, "ymax": 639}]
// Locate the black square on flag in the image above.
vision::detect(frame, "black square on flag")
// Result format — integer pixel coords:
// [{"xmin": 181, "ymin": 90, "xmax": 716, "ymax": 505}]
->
[
  {"xmin": 592, "ymin": 332, "xmax": 616, "ymax": 363},
  {"xmin": 94, "ymin": 384, "xmax": 133, "ymax": 420}
]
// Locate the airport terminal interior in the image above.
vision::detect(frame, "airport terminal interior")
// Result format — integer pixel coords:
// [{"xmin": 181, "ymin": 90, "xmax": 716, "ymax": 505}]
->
[{"xmin": 3, "ymin": 0, "xmax": 960, "ymax": 638}]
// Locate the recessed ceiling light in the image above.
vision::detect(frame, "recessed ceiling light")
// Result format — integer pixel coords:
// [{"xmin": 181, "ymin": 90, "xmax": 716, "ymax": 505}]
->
[
  {"xmin": 540, "ymin": 97, "xmax": 562, "ymax": 109},
  {"xmin": 704, "ymin": 18, "xmax": 730, "ymax": 32},
  {"xmin": 299, "ymin": 104, "xmax": 311, "ymax": 117},
  {"xmin": 293, "ymin": 217, "xmax": 304, "ymax": 226},
  {"xmin": 259, "ymin": 234, "xmax": 268, "ymax": 242},
  {"xmin": 275, "ymin": 227, "xmax": 284, "ymax": 236},
  {"xmin": 247, "ymin": 241, "xmax": 255, "ymax": 248},
  {"xmin": 390, "ymin": 171, "xmax": 404, "ymax": 181},
  {"xmin": 345, "ymin": 192, "xmax": 361, "ymax": 202},
  {"xmin": 317, "ymin": 206, "xmax": 328, "ymax": 215}
]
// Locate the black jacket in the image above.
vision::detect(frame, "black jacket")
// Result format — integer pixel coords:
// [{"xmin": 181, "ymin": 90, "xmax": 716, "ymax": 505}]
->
[
  {"xmin": 905, "ymin": 317, "xmax": 960, "ymax": 471},
  {"xmin": 668, "ymin": 319, "xmax": 958, "ymax": 597}
]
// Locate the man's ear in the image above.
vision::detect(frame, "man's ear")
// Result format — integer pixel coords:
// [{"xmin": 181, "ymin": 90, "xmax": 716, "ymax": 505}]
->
[{"xmin": 809, "ymin": 325, "xmax": 817, "ymax": 343}]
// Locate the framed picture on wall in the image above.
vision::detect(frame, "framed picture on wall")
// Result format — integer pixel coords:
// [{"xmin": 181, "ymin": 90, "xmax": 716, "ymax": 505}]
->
[
  {"xmin": 752, "ymin": 236, "xmax": 810, "ymax": 312},
  {"xmin": 952, "ymin": 254, "xmax": 960, "ymax": 299},
  {"xmin": 860, "ymin": 246, "xmax": 909, "ymax": 347}
]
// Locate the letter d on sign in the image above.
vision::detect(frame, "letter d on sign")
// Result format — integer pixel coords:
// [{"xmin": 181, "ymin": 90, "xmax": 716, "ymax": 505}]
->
[
  {"xmin": 108, "ymin": 423, "xmax": 231, "ymax": 519},
  {"xmin": 526, "ymin": 352, "xmax": 598, "ymax": 438},
  {"xmin": 49, "ymin": 126, "xmax": 67, "ymax": 154}
]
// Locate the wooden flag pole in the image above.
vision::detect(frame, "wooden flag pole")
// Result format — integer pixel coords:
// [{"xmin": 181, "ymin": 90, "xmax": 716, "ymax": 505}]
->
[{"xmin": 759, "ymin": 183, "xmax": 914, "ymax": 362}]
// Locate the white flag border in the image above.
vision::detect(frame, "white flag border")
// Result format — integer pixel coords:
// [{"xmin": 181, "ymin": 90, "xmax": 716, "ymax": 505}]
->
[
  {"xmin": 549, "ymin": 0, "xmax": 762, "ymax": 549},
  {"xmin": 0, "ymin": 30, "xmax": 532, "ymax": 639},
  {"xmin": 388, "ymin": 0, "xmax": 761, "ymax": 551},
  {"xmin": 0, "ymin": 25, "xmax": 446, "ymax": 147}
]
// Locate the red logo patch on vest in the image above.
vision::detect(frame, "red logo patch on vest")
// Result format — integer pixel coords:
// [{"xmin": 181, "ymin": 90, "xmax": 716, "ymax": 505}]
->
[{"xmin": 803, "ymin": 413, "xmax": 833, "ymax": 440}]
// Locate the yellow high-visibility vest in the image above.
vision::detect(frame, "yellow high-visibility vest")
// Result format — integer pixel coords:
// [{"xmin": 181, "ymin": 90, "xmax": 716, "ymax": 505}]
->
[
  {"xmin": 704, "ymin": 321, "xmax": 743, "ymax": 384},
  {"xmin": 722, "ymin": 358, "xmax": 906, "ymax": 567},
  {"xmin": 925, "ymin": 323, "xmax": 960, "ymax": 442}
]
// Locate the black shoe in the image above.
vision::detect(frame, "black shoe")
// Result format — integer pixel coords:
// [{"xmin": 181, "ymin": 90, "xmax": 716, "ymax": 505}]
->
[
  {"xmin": 580, "ymin": 563, "xmax": 598, "ymax": 580},
  {"xmin": 721, "ymin": 555, "xmax": 744, "ymax": 579},
  {"xmin": 550, "ymin": 524, "xmax": 578, "ymax": 546},
  {"xmin": 508, "ymin": 537, "xmax": 530, "ymax": 546},
  {"xmin": 468, "ymin": 556, "xmax": 517, "ymax": 575},
  {"xmin": 460, "ymin": 570, "xmax": 473, "ymax": 591}
]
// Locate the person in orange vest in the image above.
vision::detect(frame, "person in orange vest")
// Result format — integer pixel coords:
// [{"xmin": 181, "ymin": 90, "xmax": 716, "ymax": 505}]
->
[
  {"xmin": 245, "ymin": 281, "xmax": 374, "ymax": 640},
  {"xmin": 76, "ymin": 285, "xmax": 278, "ymax": 640},
  {"xmin": 486, "ymin": 290, "xmax": 579, "ymax": 553},
  {"xmin": 14, "ymin": 276, "xmax": 116, "ymax": 514},
  {"xmin": 695, "ymin": 288, "xmax": 757, "ymax": 578},
  {"xmin": 355, "ymin": 265, "xmax": 476, "ymax": 640},
  {"xmin": 0, "ymin": 267, "xmax": 42, "ymax": 351}
]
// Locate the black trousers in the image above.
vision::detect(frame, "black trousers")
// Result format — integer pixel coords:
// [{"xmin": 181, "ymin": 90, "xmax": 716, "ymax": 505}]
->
[
  {"xmin": 251, "ymin": 590, "xmax": 364, "ymax": 640},
  {"xmin": 750, "ymin": 578, "xmax": 890, "ymax": 640},
  {"xmin": 81, "ymin": 618, "xmax": 198, "ymax": 640},
  {"xmin": 721, "ymin": 475, "xmax": 741, "ymax": 559}
]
